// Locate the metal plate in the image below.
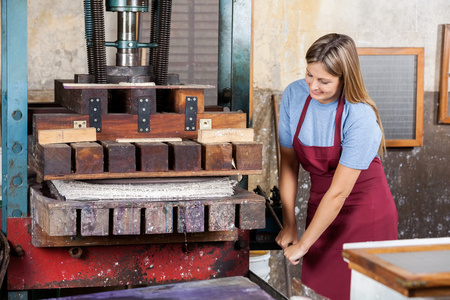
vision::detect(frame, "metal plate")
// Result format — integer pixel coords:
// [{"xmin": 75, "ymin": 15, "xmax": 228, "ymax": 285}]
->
[
  {"xmin": 89, "ymin": 98, "xmax": 102, "ymax": 132},
  {"xmin": 185, "ymin": 97, "xmax": 197, "ymax": 131},
  {"xmin": 138, "ymin": 97, "xmax": 151, "ymax": 132}
]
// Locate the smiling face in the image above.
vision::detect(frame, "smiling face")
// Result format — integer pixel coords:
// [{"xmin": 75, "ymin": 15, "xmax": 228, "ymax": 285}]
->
[{"xmin": 305, "ymin": 62, "xmax": 343, "ymax": 104}]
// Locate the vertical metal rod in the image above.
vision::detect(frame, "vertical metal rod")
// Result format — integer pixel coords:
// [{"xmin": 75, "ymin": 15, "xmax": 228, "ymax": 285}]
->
[
  {"xmin": 84, "ymin": 0, "xmax": 95, "ymax": 75},
  {"xmin": 218, "ymin": 0, "xmax": 252, "ymax": 126},
  {"xmin": 218, "ymin": 0, "xmax": 232, "ymax": 108},
  {"xmin": 91, "ymin": 0, "xmax": 107, "ymax": 83}
]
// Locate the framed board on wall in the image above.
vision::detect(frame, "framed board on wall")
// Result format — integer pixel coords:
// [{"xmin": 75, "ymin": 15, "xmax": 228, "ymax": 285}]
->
[
  {"xmin": 439, "ymin": 24, "xmax": 450, "ymax": 124},
  {"xmin": 357, "ymin": 48, "xmax": 424, "ymax": 147}
]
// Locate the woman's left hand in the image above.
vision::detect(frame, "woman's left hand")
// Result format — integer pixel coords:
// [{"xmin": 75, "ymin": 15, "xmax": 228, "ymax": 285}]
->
[{"xmin": 283, "ymin": 243, "xmax": 308, "ymax": 265}]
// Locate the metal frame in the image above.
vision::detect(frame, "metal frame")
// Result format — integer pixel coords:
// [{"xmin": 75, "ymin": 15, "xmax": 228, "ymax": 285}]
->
[
  {"xmin": 1, "ymin": 0, "xmax": 253, "ymax": 298},
  {"xmin": 218, "ymin": 0, "xmax": 252, "ymax": 127}
]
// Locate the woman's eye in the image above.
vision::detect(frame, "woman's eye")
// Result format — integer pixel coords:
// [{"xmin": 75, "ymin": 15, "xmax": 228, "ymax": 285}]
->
[{"xmin": 320, "ymin": 80, "xmax": 329, "ymax": 84}]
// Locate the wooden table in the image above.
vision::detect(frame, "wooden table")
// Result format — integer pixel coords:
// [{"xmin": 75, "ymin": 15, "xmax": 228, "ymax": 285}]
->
[{"xmin": 343, "ymin": 238, "xmax": 450, "ymax": 299}]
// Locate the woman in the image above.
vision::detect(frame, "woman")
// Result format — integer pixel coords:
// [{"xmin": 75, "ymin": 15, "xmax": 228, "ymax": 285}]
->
[{"xmin": 275, "ymin": 33, "xmax": 398, "ymax": 299}]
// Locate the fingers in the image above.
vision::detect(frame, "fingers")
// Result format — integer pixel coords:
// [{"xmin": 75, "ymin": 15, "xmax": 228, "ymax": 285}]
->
[{"xmin": 283, "ymin": 244, "xmax": 304, "ymax": 265}]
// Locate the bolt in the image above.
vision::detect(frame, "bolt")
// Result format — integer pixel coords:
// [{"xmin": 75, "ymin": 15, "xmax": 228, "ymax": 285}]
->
[
  {"xmin": 69, "ymin": 247, "xmax": 83, "ymax": 259},
  {"xmin": 235, "ymin": 239, "xmax": 248, "ymax": 250},
  {"xmin": 13, "ymin": 245, "xmax": 25, "ymax": 257}
]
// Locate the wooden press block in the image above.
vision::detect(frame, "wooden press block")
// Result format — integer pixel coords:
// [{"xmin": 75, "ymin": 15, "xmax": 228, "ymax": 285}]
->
[
  {"xmin": 47, "ymin": 208, "xmax": 78, "ymax": 236},
  {"xmin": 33, "ymin": 112, "xmax": 247, "ymax": 142},
  {"xmin": 54, "ymin": 79, "xmax": 108, "ymax": 115},
  {"xmin": 201, "ymin": 142, "xmax": 232, "ymax": 171},
  {"xmin": 71, "ymin": 142, "xmax": 104, "ymax": 174},
  {"xmin": 113, "ymin": 207, "xmax": 141, "ymax": 235},
  {"xmin": 177, "ymin": 203, "xmax": 205, "ymax": 233},
  {"xmin": 168, "ymin": 89, "xmax": 204, "ymax": 114},
  {"xmin": 232, "ymin": 142, "xmax": 263, "ymax": 170},
  {"xmin": 238, "ymin": 202, "xmax": 266, "ymax": 230},
  {"xmin": 208, "ymin": 204, "xmax": 235, "ymax": 231},
  {"xmin": 168, "ymin": 140, "xmax": 201, "ymax": 171},
  {"xmin": 145, "ymin": 203, "xmax": 173, "ymax": 234},
  {"xmin": 36, "ymin": 143, "xmax": 72, "ymax": 176},
  {"xmin": 135, "ymin": 142, "xmax": 169, "ymax": 172},
  {"xmin": 31, "ymin": 186, "xmax": 77, "ymax": 236},
  {"xmin": 101, "ymin": 140, "xmax": 136, "ymax": 173},
  {"xmin": 81, "ymin": 207, "xmax": 109, "ymax": 236},
  {"xmin": 125, "ymin": 88, "xmax": 157, "ymax": 115}
]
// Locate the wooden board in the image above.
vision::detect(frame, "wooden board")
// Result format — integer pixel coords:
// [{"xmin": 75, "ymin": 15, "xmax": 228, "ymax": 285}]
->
[
  {"xmin": 197, "ymin": 128, "xmax": 254, "ymax": 143},
  {"xmin": 342, "ymin": 244, "xmax": 450, "ymax": 297},
  {"xmin": 29, "ymin": 184, "xmax": 266, "ymax": 244},
  {"xmin": 33, "ymin": 112, "xmax": 247, "ymax": 143},
  {"xmin": 38, "ymin": 127, "xmax": 97, "ymax": 144}
]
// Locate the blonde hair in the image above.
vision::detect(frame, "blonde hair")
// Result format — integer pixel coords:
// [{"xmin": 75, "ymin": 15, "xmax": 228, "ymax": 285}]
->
[{"xmin": 306, "ymin": 33, "xmax": 386, "ymax": 157}]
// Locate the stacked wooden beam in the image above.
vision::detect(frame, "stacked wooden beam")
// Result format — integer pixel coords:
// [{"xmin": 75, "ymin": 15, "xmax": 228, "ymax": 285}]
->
[{"xmin": 29, "ymin": 80, "xmax": 265, "ymax": 246}]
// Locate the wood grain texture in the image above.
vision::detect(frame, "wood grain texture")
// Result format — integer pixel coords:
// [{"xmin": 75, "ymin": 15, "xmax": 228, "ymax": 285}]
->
[
  {"xmin": 168, "ymin": 140, "xmax": 202, "ymax": 171},
  {"xmin": 200, "ymin": 142, "xmax": 232, "ymax": 171},
  {"xmin": 101, "ymin": 141, "xmax": 136, "ymax": 173},
  {"xmin": 33, "ymin": 112, "xmax": 247, "ymax": 142},
  {"xmin": 343, "ymin": 244, "xmax": 450, "ymax": 297},
  {"xmin": 71, "ymin": 142, "xmax": 104, "ymax": 174},
  {"xmin": 55, "ymin": 79, "xmax": 108, "ymax": 115},
  {"xmin": 232, "ymin": 142, "xmax": 263, "ymax": 171},
  {"xmin": 135, "ymin": 142, "xmax": 169, "ymax": 172},
  {"xmin": 168, "ymin": 88, "xmax": 204, "ymax": 113},
  {"xmin": 29, "ymin": 184, "xmax": 265, "ymax": 242},
  {"xmin": 30, "ymin": 187, "xmax": 77, "ymax": 237},
  {"xmin": 38, "ymin": 128, "xmax": 97, "ymax": 144},
  {"xmin": 36, "ymin": 143, "xmax": 72, "ymax": 176},
  {"xmin": 197, "ymin": 128, "xmax": 254, "ymax": 143}
]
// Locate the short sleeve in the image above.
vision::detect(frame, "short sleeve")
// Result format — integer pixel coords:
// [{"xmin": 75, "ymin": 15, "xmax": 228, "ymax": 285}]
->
[
  {"xmin": 278, "ymin": 89, "xmax": 293, "ymax": 148},
  {"xmin": 278, "ymin": 80, "xmax": 309, "ymax": 149},
  {"xmin": 339, "ymin": 103, "xmax": 382, "ymax": 170}
]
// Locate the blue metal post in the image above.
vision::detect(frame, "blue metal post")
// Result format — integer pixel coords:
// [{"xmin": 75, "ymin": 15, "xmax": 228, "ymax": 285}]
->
[
  {"xmin": 2, "ymin": 0, "xmax": 29, "ymax": 298},
  {"xmin": 2, "ymin": 0, "xmax": 28, "ymax": 230}
]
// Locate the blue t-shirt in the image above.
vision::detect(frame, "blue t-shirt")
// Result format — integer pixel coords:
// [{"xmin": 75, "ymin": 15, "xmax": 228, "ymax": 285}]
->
[{"xmin": 279, "ymin": 79, "xmax": 381, "ymax": 170}]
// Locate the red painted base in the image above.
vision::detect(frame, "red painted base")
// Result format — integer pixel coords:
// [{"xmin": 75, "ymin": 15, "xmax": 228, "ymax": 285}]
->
[{"xmin": 6, "ymin": 217, "xmax": 249, "ymax": 290}]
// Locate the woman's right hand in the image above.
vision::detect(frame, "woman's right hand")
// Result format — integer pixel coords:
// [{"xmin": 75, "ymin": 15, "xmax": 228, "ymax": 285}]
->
[{"xmin": 275, "ymin": 225, "xmax": 298, "ymax": 249}]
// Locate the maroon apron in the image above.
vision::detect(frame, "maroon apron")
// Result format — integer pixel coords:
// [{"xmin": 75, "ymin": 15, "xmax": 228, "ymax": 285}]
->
[{"xmin": 293, "ymin": 95, "xmax": 398, "ymax": 300}]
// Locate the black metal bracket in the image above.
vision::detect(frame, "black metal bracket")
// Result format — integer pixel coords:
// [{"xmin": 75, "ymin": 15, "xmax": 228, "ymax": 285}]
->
[
  {"xmin": 185, "ymin": 96, "xmax": 197, "ymax": 131},
  {"xmin": 138, "ymin": 97, "xmax": 151, "ymax": 132},
  {"xmin": 89, "ymin": 98, "xmax": 102, "ymax": 132}
]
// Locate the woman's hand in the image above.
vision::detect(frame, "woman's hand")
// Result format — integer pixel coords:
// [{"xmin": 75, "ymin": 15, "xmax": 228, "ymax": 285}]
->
[
  {"xmin": 283, "ymin": 242, "xmax": 308, "ymax": 265},
  {"xmin": 275, "ymin": 225, "xmax": 298, "ymax": 249}
]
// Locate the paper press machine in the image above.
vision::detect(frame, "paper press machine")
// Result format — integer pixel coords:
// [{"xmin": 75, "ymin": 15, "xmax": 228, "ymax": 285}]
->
[{"xmin": 5, "ymin": 0, "xmax": 266, "ymax": 294}]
